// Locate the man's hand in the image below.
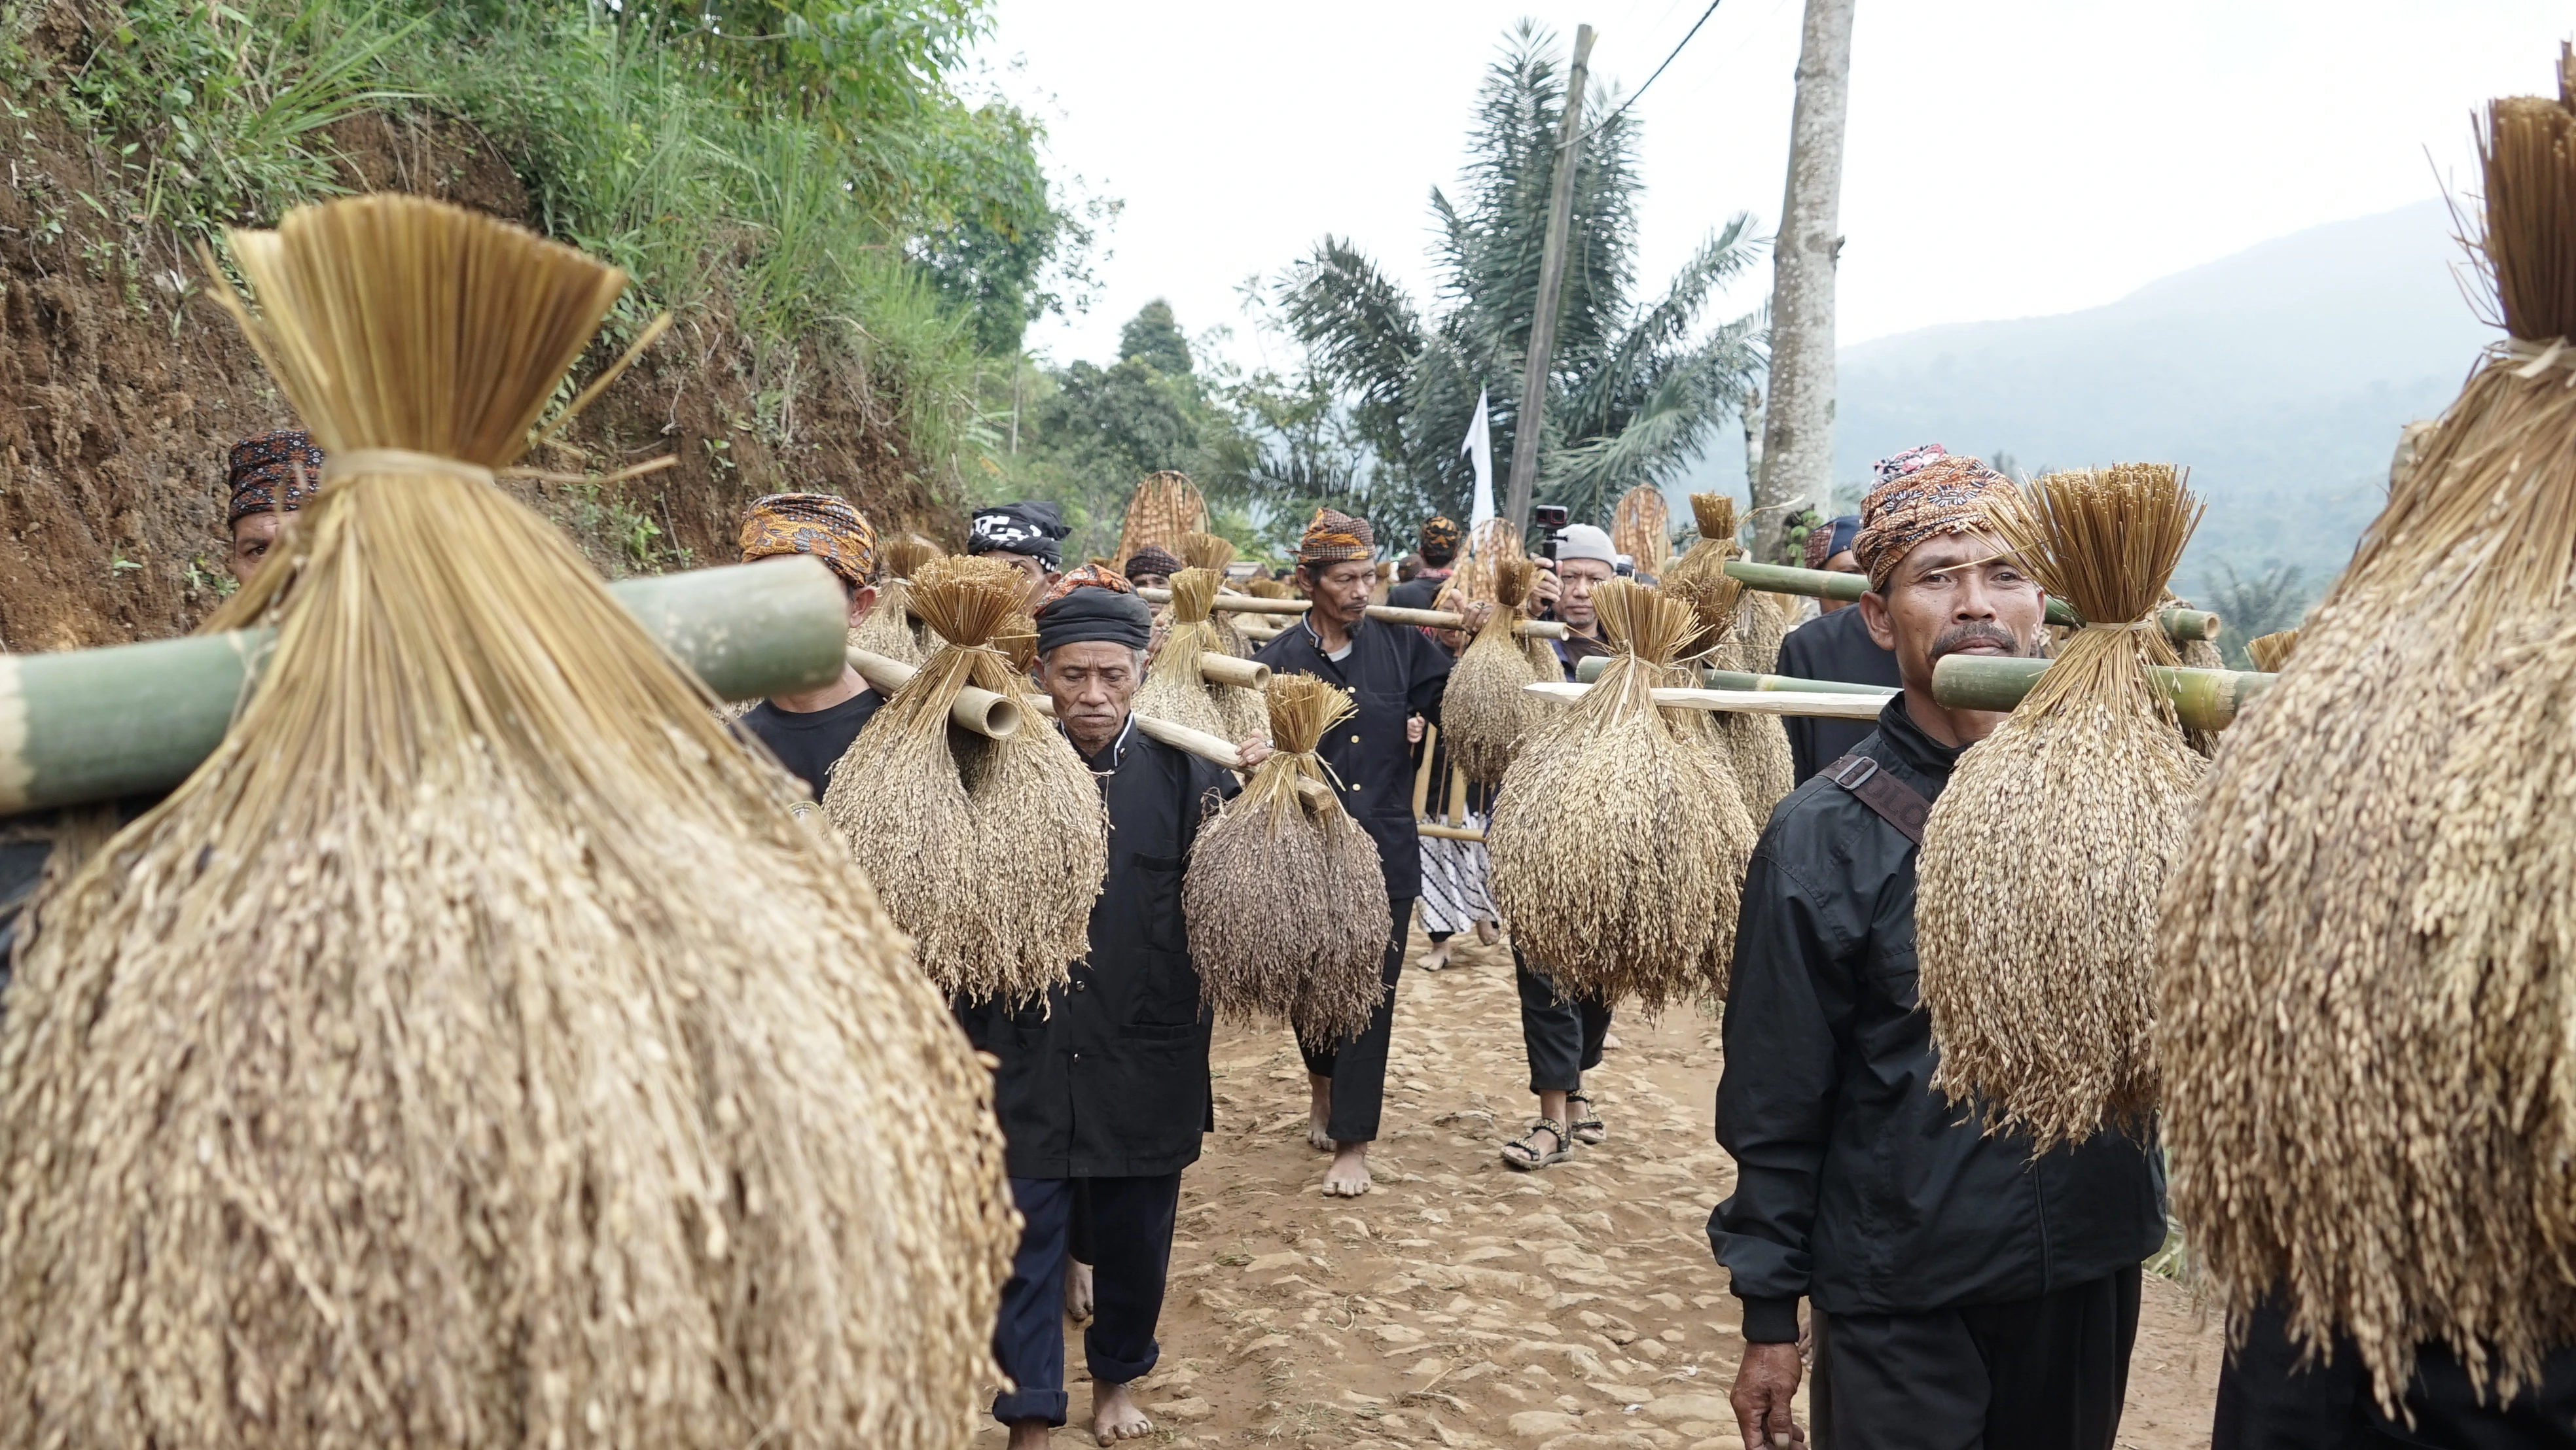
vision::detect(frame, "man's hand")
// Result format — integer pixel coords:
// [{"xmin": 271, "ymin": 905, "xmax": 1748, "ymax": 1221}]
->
[
  {"xmin": 1730, "ymin": 1341, "xmax": 1807, "ymax": 1449},
  {"xmin": 1456, "ymin": 599, "xmax": 1495, "ymax": 634},
  {"xmin": 1405, "ymin": 714, "xmax": 1426, "ymax": 745},
  {"xmin": 1236, "ymin": 735, "xmax": 1274, "ymax": 771},
  {"xmin": 1528, "ymin": 562, "xmax": 1562, "ymax": 612}
]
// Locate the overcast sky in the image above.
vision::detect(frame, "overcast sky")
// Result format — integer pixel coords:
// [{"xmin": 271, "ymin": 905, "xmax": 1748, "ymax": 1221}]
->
[{"xmin": 979, "ymin": 0, "xmax": 2571, "ymax": 373}]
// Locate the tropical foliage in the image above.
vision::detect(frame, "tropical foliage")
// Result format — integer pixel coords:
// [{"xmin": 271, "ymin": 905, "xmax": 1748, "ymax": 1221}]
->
[{"xmin": 1274, "ymin": 22, "xmax": 1766, "ymax": 544}]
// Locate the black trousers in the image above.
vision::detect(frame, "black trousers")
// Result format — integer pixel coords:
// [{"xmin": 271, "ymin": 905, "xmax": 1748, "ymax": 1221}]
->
[
  {"xmin": 990, "ymin": 1173, "xmax": 1181, "ymax": 1426},
  {"xmin": 1812, "ymin": 1265, "xmax": 2139, "ymax": 1450},
  {"xmin": 1514, "ymin": 949, "xmax": 1611, "ymax": 1094},
  {"xmin": 1297, "ymin": 896, "xmax": 1410, "ymax": 1143},
  {"xmin": 2212, "ymin": 1293, "xmax": 2576, "ymax": 1449}
]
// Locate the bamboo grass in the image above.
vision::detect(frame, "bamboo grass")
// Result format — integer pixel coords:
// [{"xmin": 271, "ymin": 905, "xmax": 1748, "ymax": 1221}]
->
[
  {"xmin": 1440, "ymin": 559, "xmax": 1552, "ymax": 785},
  {"xmin": 1914, "ymin": 464, "xmax": 2206, "ymax": 1152},
  {"xmin": 827, "ymin": 554, "xmax": 1107, "ymax": 1004},
  {"xmin": 1488, "ymin": 580, "xmax": 1754, "ymax": 1011},
  {"xmin": 1184, "ymin": 674, "xmax": 1390, "ymax": 1037},
  {"xmin": 850, "ymin": 533, "xmax": 940, "ymax": 664},
  {"xmin": 0, "ymin": 195, "xmax": 1012, "ymax": 1450},
  {"xmin": 2158, "ymin": 64, "xmax": 2576, "ymax": 1404},
  {"xmin": 2245, "ymin": 628, "xmax": 2299, "ymax": 673}
]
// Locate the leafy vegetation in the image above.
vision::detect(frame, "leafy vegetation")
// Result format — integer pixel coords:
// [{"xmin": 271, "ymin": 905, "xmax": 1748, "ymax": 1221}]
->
[
  {"xmin": 3, "ymin": 0, "xmax": 1095, "ymax": 501},
  {"xmin": 2204, "ymin": 560, "xmax": 2319, "ymax": 669},
  {"xmin": 1276, "ymin": 22, "xmax": 1766, "ymax": 545}
]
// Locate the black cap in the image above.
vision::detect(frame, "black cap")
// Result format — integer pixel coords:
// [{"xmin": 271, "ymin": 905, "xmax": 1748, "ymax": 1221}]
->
[
  {"xmin": 1035, "ymin": 584, "xmax": 1152, "ymax": 654},
  {"xmin": 968, "ymin": 500, "xmax": 1069, "ymax": 568}
]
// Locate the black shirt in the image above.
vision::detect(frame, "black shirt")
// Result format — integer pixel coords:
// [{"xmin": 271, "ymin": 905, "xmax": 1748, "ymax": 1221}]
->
[
  {"xmin": 739, "ymin": 688, "xmax": 882, "ymax": 802},
  {"xmin": 1253, "ymin": 614, "xmax": 1454, "ymax": 901},
  {"xmin": 956, "ymin": 720, "xmax": 1240, "ymax": 1178},
  {"xmin": 1385, "ymin": 571, "xmax": 1452, "ymax": 612},
  {"xmin": 1774, "ymin": 603, "xmax": 1903, "ymax": 784},
  {"xmin": 1709, "ymin": 696, "xmax": 2165, "ymax": 1341}
]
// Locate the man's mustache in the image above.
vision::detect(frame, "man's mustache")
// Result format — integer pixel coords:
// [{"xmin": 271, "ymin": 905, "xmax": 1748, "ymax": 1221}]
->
[{"xmin": 1929, "ymin": 622, "xmax": 2022, "ymax": 659}]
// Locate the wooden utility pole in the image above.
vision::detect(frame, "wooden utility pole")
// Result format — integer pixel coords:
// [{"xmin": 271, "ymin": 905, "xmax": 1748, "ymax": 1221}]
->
[
  {"xmin": 1503, "ymin": 23, "xmax": 1595, "ymax": 534},
  {"xmin": 1752, "ymin": 0, "xmax": 1854, "ymax": 563}
]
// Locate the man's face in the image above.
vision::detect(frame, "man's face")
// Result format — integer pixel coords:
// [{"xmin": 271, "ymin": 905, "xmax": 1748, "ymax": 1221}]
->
[
  {"xmin": 1127, "ymin": 571, "xmax": 1170, "ymax": 593},
  {"xmin": 228, "ymin": 511, "xmax": 286, "ymax": 586},
  {"xmin": 985, "ymin": 549, "xmax": 1055, "ymax": 610},
  {"xmin": 1037, "ymin": 641, "xmax": 1143, "ymax": 749},
  {"xmin": 1857, "ymin": 532, "xmax": 2045, "ymax": 691},
  {"xmin": 1817, "ymin": 548, "xmax": 1861, "ymax": 612},
  {"xmin": 1301, "ymin": 559, "xmax": 1376, "ymax": 626},
  {"xmin": 1556, "ymin": 557, "xmax": 1616, "ymax": 631}
]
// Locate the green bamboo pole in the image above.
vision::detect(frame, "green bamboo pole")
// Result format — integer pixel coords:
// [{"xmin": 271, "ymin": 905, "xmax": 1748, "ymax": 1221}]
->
[
  {"xmin": 0, "ymin": 558, "xmax": 849, "ymax": 814},
  {"xmin": 1719, "ymin": 561, "xmax": 2222, "ymax": 643},
  {"xmin": 1931, "ymin": 654, "xmax": 2276, "ymax": 733},
  {"xmin": 1572, "ymin": 654, "xmax": 1900, "ymax": 696}
]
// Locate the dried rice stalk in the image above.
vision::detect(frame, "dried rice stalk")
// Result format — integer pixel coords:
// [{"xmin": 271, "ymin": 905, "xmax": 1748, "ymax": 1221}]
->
[
  {"xmin": 1613, "ymin": 484, "xmax": 1673, "ymax": 576},
  {"xmin": 2160, "ymin": 67, "xmax": 2576, "ymax": 1404},
  {"xmin": 1489, "ymin": 580, "xmax": 1753, "ymax": 1011},
  {"xmin": 1178, "ymin": 531, "xmax": 1250, "ymax": 658},
  {"xmin": 2245, "ymin": 628, "xmax": 2299, "ymax": 673},
  {"xmin": 0, "ymin": 195, "xmax": 1012, "ymax": 1450},
  {"xmin": 1664, "ymin": 497, "xmax": 1794, "ymax": 822},
  {"xmin": 1441, "ymin": 559, "xmax": 1552, "ymax": 785},
  {"xmin": 1113, "ymin": 470, "xmax": 1206, "ymax": 571},
  {"xmin": 1185, "ymin": 674, "xmax": 1390, "ymax": 1036},
  {"xmin": 1137, "ymin": 567, "xmax": 1264, "ymax": 741},
  {"xmin": 827, "ymin": 554, "xmax": 1106, "ymax": 1004},
  {"xmin": 1916, "ymin": 464, "xmax": 2206, "ymax": 1152},
  {"xmin": 1247, "ymin": 577, "xmax": 1294, "ymax": 600},
  {"xmin": 850, "ymin": 533, "xmax": 940, "ymax": 664}
]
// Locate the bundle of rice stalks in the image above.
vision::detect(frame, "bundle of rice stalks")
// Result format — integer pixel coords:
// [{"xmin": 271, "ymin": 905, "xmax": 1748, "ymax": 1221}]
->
[
  {"xmin": 1136, "ymin": 567, "xmax": 1265, "ymax": 741},
  {"xmin": 1184, "ymin": 674, "xmax": 1391, "ymax": 1038},
  {"xmin": 2245, "ymin": 628, "xmax": 2299, "ymax": 673},
  {"xmin": 1914, "ymin": 463, "xmax": 2206, "ymax": 1152},
  {"xmin": 1666, "ymin": 496, "xmax": 1795, "ymax": 821},
  {"xmin": 850, "ymin": 531, "xmax": 942, "ymax": 663},
  {"xmin": 1247, "ymin": 577, "xmax": 1295, "ymax": 600},
  {"xmin": 2158, "ymin": 62, "xmax": 2576, "ymax": 1402},
  {"xmin": 0, "ymin": 195, "xmax": 1012, "ymax": 1449},
  {"xmin": 1179, "ymin": 530, "xmax": 1251, "ymax": 656},
  {"xmin": 1113, "ymin": 469, "xmax": 1206, "ymax": 571},
  {"xmin": 1439, "ymin": 559, "xmax": 1554, "ymax": 785},
  {"xmin": 827, "ymin": 553, "xmax": 1107, "ymax": 1003},
  {"xmin": 1488, "ymin": 580, "xmax": 1754, "ymax": 1011},
  {"xmin": 1613, "ymin": 484, "xmax": 1673, "ymax": 576}
]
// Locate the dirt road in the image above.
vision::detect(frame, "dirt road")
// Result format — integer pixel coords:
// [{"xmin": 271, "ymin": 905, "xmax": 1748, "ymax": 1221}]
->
[{"xmin": 975, "ymin": 925, "xmax": 2221, "ymax": 1448}]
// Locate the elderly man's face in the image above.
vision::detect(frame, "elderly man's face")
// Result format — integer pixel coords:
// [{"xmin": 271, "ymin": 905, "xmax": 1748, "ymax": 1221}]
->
[
  {"xmin": 1857, "ymin": 532, "xmax": 2045, "ymax": 691},
  {"xmin": 1037, "ymin": 640, "xmax": 1143, "ymax": 754},
  {"xmin": 1556, "ymin": 557, "xmax": 1616, "ymax": 631},
  {"xmin": 985, "ymin": 549, "xmax": 1054, "ymax": 609},
  {"xmin": 229, "ymin": 511, "xmax": 286, "ymax": 586},
  {"xmin": 1301, "ymin": 558, "xmax": 1376, "ymax": 626}
]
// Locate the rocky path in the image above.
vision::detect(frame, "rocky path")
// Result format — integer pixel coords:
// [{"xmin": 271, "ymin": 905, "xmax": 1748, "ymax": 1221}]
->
[{"xmin": 975, "ymin": 925, "xmax": 2221, "ymax": 1449}]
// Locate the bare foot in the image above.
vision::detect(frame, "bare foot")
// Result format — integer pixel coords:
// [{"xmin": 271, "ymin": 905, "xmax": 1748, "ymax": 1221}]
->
[
  {"xmin": 1475, "ymin": 917, "xmax": 1499, "ymax": 946},
  {"xmin": 1063, "ymin": 1258, "xmax": 1094, "ymax": 1322},
  {"xmin": 1601, "ymin": 1031, "xmax": 1624, "ymax": 1051},
  {"xmin": 1006, "ymin": 1417, "xmax": 1052, "ymax": 1449},
  {"xmin": 1089, "ymin": 1381, "xmax": 1153, "ymax": 1445},
  {"xmin": 1321, "ymin": 1141, "xmax": 1372, "ymax": 1196},
  {"xmin": 1307, "ymin": 1074, "xmax": 1334, "ymax": 1152},
  {"xmin": 1420, "ymin": 943, "xmax": 1450, "ymax": 972}
]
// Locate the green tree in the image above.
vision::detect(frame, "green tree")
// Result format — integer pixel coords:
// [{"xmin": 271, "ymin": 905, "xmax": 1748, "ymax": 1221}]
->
[
  {"xmin": 1120, "ymin": 299, "xmax": 1193, "ymax": 374},
  {"xmin": 1275, "ymin": 22, "xmax": 1766, "ymax": 545},
  {"xmin": 2205, "ymin": 561, "xmax": 2319, "ymax": 669}
]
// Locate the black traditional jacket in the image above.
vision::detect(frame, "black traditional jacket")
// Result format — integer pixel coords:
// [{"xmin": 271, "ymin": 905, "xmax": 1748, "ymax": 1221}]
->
[
  {"xmin": 1708, "ymin": 696, "xmax": 2166, "ymax": 1341},
  {"xmin": 956, "ymin": 718, "xmax": 1236, "ymax": 1180},
  {"xmin": 1775, "ymin": 603, "xmax": 1903, "ymax": 785},
  {"xmin": 1253, "ymin": 614, "xmax": 1452, "ymax": 902}
]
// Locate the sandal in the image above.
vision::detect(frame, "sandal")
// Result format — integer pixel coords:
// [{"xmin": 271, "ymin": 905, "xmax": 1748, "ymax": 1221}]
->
[
  {"xmin": 1566, "ymin": 1093, "xmax": 1606, "ymax": 1146},
  {"xmin": 1501, "ymin": 1118, "xmax": 1573, "ymax": 1171}
]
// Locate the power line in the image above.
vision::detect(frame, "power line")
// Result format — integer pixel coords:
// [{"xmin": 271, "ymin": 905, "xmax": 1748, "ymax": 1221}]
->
[{"xmin": 1574, "ymin": 0, "xmax": 1726, "ymax": 147}]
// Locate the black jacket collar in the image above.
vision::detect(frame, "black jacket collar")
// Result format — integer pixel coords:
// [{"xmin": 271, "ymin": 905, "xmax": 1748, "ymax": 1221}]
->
[{"xmin": 1870, "ymin": 692, "xmax": 1967, "ymax": 794}]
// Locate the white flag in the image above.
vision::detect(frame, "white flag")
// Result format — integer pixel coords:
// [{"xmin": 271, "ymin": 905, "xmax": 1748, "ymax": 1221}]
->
[{"xmin": 1462, "ymin": 388, "xmax": 1496, "ymax": 528}]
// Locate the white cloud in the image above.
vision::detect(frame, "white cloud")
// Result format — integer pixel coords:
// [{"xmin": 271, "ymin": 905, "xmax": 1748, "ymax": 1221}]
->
[{"xmin": 982, "ymin": 0, "xmax": 2569, "ymax": 368}]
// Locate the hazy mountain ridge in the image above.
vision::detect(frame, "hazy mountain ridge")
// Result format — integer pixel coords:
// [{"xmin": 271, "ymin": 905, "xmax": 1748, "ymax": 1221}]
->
[{"xmin": 1830, "ymin": 199, "xmax": 2491, "ymax": 599}]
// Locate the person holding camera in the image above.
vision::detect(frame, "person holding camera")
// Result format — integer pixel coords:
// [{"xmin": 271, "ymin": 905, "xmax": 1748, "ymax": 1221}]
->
[{"xmin": 1499, "ymin": 522, "xmax": 1623, "ymax": 1169}]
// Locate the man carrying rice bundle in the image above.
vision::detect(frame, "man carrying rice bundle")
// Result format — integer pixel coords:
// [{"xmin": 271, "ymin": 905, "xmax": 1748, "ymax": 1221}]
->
[
  {"xmin": 221, "ymin": 429, "xmax": 325, "ymax": 585},
  {"xmin": 970, "ymin": 499, "xmax": 1071, "ymax": 610},
  {"xmin": 1776, "ymin": 476, "xmax": 1897, "ymax": 785},
  {"xmin": 1712, "ymin": 454, "xmax": 2165, "ymax": 1450},
  {"xmin": 732, "ymin": 493, "xmax": 884, "ymax": 808},
  {"xmin": 957, "ymin": 567, "xmax": 1270, "ymax": 1448},
  {"xmin": 1255, "ymin": 508, "xmax": 1484, "ymax": 1197}
]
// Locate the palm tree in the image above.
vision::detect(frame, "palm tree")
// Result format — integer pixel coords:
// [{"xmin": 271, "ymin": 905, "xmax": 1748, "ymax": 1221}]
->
[{"xmin": 1274, "ymin": 21, "xmax": 1766, "ymax": 542}]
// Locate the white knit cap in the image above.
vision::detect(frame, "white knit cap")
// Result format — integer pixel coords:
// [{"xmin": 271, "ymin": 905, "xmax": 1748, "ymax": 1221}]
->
[{"xmin": 1556, "ymin": 523, "xmax": 1617, "ymax": 567}]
